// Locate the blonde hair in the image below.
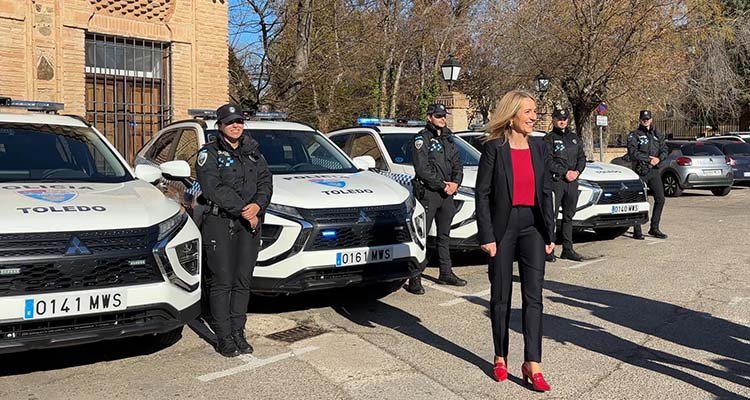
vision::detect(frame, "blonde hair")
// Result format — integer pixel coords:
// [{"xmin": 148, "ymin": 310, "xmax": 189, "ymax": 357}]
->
[{"xmin": 485, "ymin": 90, "xmax": 537, "ymax": 142}]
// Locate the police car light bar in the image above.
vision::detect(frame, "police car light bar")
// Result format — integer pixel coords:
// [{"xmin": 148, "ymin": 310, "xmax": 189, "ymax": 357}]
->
[
  {"xmin": 188, "ymin": 109, "xmax": 217, "ymax": 119},
  {"xmin": 0, "ymin": 97, "xmax": 64, "ymax": 113},
  {"xmin": 396, "ymin": 120, "xmax": 426, "ymax": 127},
  {"xmin": 251, "ymin": 111, "xmax": 288, "ymax": 120},
  {"xmin": 357, "ymin": 117, "xmax": 397, "ymax": 127}
]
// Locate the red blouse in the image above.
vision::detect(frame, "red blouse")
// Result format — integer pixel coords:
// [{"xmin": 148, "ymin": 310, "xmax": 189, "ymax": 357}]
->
[{"xmin": 511, "ymin": 148, "xmax": 536, "ymax": 206}]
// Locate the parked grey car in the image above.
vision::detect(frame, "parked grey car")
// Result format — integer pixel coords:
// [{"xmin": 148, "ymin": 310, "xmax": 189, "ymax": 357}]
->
[
  {"xmin": 660, "ymin": 141, "xmax": 733, "ymax": 197},
  {"xmin": 710, "ymin": 141, "xmax": 750, "ymax": 186}
]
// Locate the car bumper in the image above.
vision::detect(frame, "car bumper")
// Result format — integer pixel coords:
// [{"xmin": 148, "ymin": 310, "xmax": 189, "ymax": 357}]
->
[
  {"xmin": 251, "ymin": 257, "xmax": 422, "ymax": 294},
  {"xmin": 0, "ymin": 301, "xmax": 200, "ymax": 355},
  {"xmin": 681, "ymin": 172, "xmax": 733, "ymax": 188},
  {"xmin": 731, "ymin": 168, "xmax": 750, "ymax": 184},
  {"xmin": 572, "ymin": 202, "xmax": 650, "ymax": 229}
]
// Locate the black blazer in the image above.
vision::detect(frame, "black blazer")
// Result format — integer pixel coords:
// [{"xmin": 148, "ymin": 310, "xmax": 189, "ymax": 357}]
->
[{"xmin": 475, "ymin": 137, "xmax": 555, "ymax": 245}]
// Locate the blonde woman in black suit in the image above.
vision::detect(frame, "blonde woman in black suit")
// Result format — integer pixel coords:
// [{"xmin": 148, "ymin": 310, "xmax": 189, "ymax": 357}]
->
[{"xmin": 475, "ymin": 90, "xmax": 555, "ymax": 391}]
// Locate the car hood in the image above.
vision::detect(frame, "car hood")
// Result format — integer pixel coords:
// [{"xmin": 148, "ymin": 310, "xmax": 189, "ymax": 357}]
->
[
  {"xmin": 581, "ymin": 161, "xmax": 641, "ymax": 182},
  {"xmin": 272, "ymin": 171, "xmax": 409, "ymax": 208},
  {"xmin": 0, "ymin": 180, "xmax": 180, "ymax": 234}
]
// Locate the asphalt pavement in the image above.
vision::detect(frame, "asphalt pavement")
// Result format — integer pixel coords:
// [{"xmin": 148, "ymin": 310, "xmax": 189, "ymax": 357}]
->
[{"xmin": 1, "ymin": 187, "xmax": 749, "ymax": 400}]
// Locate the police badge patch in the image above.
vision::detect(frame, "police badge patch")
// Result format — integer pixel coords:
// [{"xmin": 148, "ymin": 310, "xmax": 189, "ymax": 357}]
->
[
  {"xmin": 197, "ymin": 149, "xmax": 208, "ymax": 166},
  {"xmin": 415, "ymin": 139, "xmax": 424, "ymax": 150}
]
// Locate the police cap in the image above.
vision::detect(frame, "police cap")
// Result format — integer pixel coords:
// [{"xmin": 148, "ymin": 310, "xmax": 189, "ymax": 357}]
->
[
  {"xmin": 552, "ymin": 108, "xmax": 569, "ymax": 120},
  {"xmin": 216, "ymin": 103, "xmax": 245, "ymax": 124},
  {"xmin": 639, "ymin": 110, "xmax": 653, "ymax": 120},
  {"xmin": 426, "ymin": 103, "xmax": 450, "ymax": 117}
]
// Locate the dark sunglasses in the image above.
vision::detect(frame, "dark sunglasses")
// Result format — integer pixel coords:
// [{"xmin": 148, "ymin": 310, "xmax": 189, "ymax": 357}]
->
[{"xmin": 226, "ymin": 119, "xmax": 244, "ymax": 126}]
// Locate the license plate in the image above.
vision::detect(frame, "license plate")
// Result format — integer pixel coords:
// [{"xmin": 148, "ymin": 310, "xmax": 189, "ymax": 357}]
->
[
  {"xmin": 611, "ymin": 204, "xmax": 639, "ymax": 214},
  {"xmin": 703, "ymin": 169, "xmax": 721, "ymax": 176},
  {"xmin": 744, "ymin": 172, "xmax": 750, "ymax": 177},
  {"xmin": 335, "ymin": 247, "xmax": 394, "ymax": 267},
  {"xmin": 23, "ymin": 291, "xmax": 127, "ymax": 320}
]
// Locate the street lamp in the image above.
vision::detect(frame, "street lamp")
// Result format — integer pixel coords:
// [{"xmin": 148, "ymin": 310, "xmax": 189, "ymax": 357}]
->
[
  {"xmin": 441, "ymin": 55, "xmax": 461, "ymax": 91},
  {"xmin": 534, "ymin": 70, "xmax": 551, "ymax": 97}
]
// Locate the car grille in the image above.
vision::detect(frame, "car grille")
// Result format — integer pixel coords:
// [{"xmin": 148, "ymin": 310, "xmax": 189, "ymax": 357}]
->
[
  {"xmin": 0, "ymin": 228, "xmax": 163, "ymax": 296},
  {"xmin": 302, "ymin": 204, "xmax": 412, "ymax": 250},
  {"xmin": 595, "ymin": 180, "xmax": 647, "ymax": 205}
]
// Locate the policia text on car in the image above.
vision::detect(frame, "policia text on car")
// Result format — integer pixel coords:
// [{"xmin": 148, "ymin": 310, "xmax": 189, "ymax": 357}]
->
[
  {"xmin": 544, "ymin": 108, "xmax": 586, "ymax": 262},
  {"xmin": 196, "ymin": 104, "xmax": 273, "ymax": 357},
  {"xmin": 627, "ymin": 110, "xmax": 668, "ymax": 240},
  {"xmin": 406, "ymin": 103, "xmax": 466, "ymax": 294}
]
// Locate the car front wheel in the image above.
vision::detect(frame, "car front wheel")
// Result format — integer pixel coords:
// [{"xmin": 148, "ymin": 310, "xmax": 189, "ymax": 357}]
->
[
  {"xmin": 662, "ymin": 173, "xmax": 682, "ymax": 197},
  {"xmin": 711, "ymin": 187, "xmax": 731, "ymax": 196}
]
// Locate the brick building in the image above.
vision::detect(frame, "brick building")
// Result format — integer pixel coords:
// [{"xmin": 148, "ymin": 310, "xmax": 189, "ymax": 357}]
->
[{"xmin": 0, "ymin": 0, "xmax": 229, "ymax": 160}]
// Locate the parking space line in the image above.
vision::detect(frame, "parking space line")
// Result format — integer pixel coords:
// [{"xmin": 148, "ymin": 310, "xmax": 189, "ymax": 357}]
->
[
  {"xmin": 561, "ymin": 257, "xmax": 607, "ymax": 270},
  {"xmin": 423, "ymin": 282, "xmax": 469, "ymax": 297},
  {"xmin": 438, "ymin": 288, "xmax": 491, "ymax": 307},
  {"xmin": 196, "ymin": 346, "xmax": 318, "ymax": 382}
]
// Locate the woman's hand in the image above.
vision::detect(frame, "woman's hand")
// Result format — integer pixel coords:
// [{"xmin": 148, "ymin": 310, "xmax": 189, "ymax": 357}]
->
[
  {"xmin": 545, "ymin": 242, "xmax": 556, "ymax": 255},
  {"xmin": 480, "ymin": 242, "xmax": 497, "ymax": 257}
]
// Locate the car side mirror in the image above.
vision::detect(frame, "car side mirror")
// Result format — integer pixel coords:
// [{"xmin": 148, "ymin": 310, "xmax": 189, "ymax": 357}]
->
[
  {"xmin": 134, "ymin": 164, "xmax": 162, "ymax": 183},
  {"xmin": 353, "ymin": 155, "xmax": 377, "ymax": 170},
  {"xmin": 160, "ymin": 160, "xmax": 191, "ymax": 179}
]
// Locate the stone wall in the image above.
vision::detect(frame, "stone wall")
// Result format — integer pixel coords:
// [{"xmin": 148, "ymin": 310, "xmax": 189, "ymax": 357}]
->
[{"xmin": 0, "ymin": 0, "xmax": 228, "ymax": 121}]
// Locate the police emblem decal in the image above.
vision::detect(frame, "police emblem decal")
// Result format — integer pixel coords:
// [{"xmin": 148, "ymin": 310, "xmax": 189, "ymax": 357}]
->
[
  {"xmin": 197, "ymin": 150, "xmax": 208, "ymax": 166},
  {"xmin": 415, "ymin": 139, "xmax": 423, "ymax": 150}
]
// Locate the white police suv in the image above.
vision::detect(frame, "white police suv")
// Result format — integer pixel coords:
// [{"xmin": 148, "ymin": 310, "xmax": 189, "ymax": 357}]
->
[
  {"xmin": 0, "ymin": 98, "xmax": 201, "ymax": 354},
  {"xmin": 457, "ymin": 130, "xmax": 650, "ymax": 238},
  {"xmin": 134, "ymin": 110, "xmax": 426, "ymax": 294},
  {"xmin": 327, "ymin": 119, "xmax": 479, "ymax": 250}
]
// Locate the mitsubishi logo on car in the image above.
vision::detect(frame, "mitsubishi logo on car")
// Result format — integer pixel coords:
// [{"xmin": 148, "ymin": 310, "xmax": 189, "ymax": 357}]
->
[
  {"xmin": 65, "ymin": 236, "xmax": 92, "ymax": 256},
  {"xmin": 620, "ymin": 182, "xmax": 628, "ymax": 191},
  {"xmin": 358, "ymin": 210, "xmax": 372, "ymax": 224}
]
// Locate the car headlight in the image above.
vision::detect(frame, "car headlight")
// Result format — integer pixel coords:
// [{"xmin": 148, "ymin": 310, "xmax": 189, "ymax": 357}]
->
[
  {"xmin": 457, "ymin": 186, "xmax": 475, "ymax": 198},
  {"xmin": 157, "ymin": 209, "xmax": 189, "ymax": 241},
  {"xmin": 576, "ymin": 179, "xmax": 602, "ymax": 210},
  {"xmin": 267, "ymin": 203, "xmax": 305, "ymax": 220}
]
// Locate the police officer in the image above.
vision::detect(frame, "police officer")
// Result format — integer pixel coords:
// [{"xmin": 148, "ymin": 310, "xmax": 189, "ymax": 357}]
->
[
  {"xmin": 544, "ymin": 108, "xmax": 586, "ymax": 262},
  {"xmin": 627, "ymin": 110, "xmax": 667, "ymax": 239},
  {"xmin": 196, "ymin": 104, "xmax": 273, "ymax": 357},
  {"xmin": 406, "ymin": 103, "xmax": 465, "ymax": 295}
]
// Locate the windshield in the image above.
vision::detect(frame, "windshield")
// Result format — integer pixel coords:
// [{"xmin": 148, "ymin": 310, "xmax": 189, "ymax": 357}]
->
[
  {"xmin": 380, "ymin": 133, "xmax": 481, "ymax": 167},
  {"xmin": 683, "ymin": 143, "xmax": 723, "ymax": 156},
  {"xmin": 723, "ymin": 143, "xmax": 750, "ymax": 156},
  {"xmin": 0, "ymin": 123, "xmax": 130, "ymax": 183},
  {"xmin": 206, "ymin": 129, "xmax": 358, "ymax": 175}
]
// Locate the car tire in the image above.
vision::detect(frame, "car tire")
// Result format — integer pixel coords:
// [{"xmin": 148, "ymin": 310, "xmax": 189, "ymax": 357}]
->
[
  {"xmin": 711, "ymin": 187, "xmax": 731, "ymax": 196},
  {"xmin": 594, "ymin": 227, "xmax": 630, "ymax": 240},
  {"xmin": 662, "ymin": 172, "xmax": 682, "ymax": 197},
  {"xmin": 145, "ymin": 327, "xmax": 184, "ymax": 347}
]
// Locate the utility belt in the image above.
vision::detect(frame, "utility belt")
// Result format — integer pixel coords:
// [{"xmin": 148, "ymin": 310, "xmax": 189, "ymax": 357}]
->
[{"xmin": 207, "ymin": 203, "xmax": 234, "ymax": 219}]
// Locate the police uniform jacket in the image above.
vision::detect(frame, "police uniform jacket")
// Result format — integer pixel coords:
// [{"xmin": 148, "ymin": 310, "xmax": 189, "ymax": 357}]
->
[
  {"xmin": 196, "ymin": 135, "xmax": 273, "ymax": 218},
  {"xmin": 411, "ymin": 122, "xmax": 463, "ymax": 192},
  {"xmin": 627, "ymin": 125, "xmax": 668, "ymax": 175},
  {"xmin": 544, "ymin": 127, "xmax": 586, "ymax": 181}
]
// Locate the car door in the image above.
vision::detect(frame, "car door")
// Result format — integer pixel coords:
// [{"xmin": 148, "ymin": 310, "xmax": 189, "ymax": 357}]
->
[
  {"xmin": 166, "ymin": 122, "xmax": 204, "ymax": 213},
  {"xmin": 349, "ymin": 132, "xmax": 388, "ymax": 170}
]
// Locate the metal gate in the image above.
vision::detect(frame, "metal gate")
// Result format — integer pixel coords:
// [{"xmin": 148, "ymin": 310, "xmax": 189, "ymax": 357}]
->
[{"xmin": 85, "ymin": 33, "xmax": 172, "ymax": 162}]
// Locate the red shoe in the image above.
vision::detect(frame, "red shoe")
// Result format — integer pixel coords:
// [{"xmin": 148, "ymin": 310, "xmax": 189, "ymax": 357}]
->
[
  {"xmin": 521, "ymin": 364, "xmax": 551, "ymax": 392},
  {"xmin": 492, "ymin": 360, "xmax": 508, "ymax": 382}
]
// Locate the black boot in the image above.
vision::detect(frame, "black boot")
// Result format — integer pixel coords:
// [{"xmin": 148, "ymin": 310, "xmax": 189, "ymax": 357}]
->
[
  {"xmin": 560, "ymin": 248, "xmax": 584, "ymax": 262},
  {"xmin": 633, "ymin": 225, "xmax": 645, "ymax": 240},
  {"xmin": 405, "ymin": 276, "xmax": 425, "ymax": 295},
  {"xmin": 648, "ymin": 228, "xmax": 668, "ymax": 239},
  {"xmin": 437, "ymin": 271, "xmax": 467, "ymax": 286},
  {"xmin": 232, "ymin": 330, "xmax": 254, "ymax": 354},
  {"xmin": 545, "ymin": 252, "xmax": 556, "ymax": 263},
  {"xmin": 216, "ymin": 335, "xmax": 240, "ymax": 358}
]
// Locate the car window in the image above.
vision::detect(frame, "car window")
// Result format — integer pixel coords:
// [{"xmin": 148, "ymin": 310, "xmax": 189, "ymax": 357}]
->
[
  {"xmin": 148, "ymin": 129, "xmax": 179, "ymax": 164},
  {"xmin": 350, "ymin": 133, "xmax": 387, "ymax": 170},
  {"xmin": 723, "ymin": 143, "xmax": 750, "ymax": 156},
  {"xmin": 380, "ymin": 133, "xmax": 481, "ymax": 166},
  {"xmin": 0, "ymin": 123, "xmax": 130, "ymax": 182},
  {"xmin": 682, "ymin": 143, "xmax": 723, "ymax": 156},
  {"xmin": 173, "ymin": 128, "xmax": 199, "ymax": 178},
  {"xmin": 329, "ymin": 133, "xmax": 350, "ymax": 151},
  {"xmin": 206, "ymin": 129, "xmax": 358, "ymax": 175}
]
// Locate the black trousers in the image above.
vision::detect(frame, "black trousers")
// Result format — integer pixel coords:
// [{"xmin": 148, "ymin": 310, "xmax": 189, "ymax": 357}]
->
[
  {"xmin": 636, "ymin": 169, "xmax": 666, "ymax": 232},
  {"xmin": 420, "ymin": 190, "xmax": 455, "ymax": 274},
  {"xmin": 489, "ymin": 206, "xmax": 546, "ymax": 362},
  {"xmin": 202, "ymin": 215, "xmax": 260, "ymax": 338},
  {"xmin": 553, "ymin": 179, "xmax": 579, "ymax": 251}
]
